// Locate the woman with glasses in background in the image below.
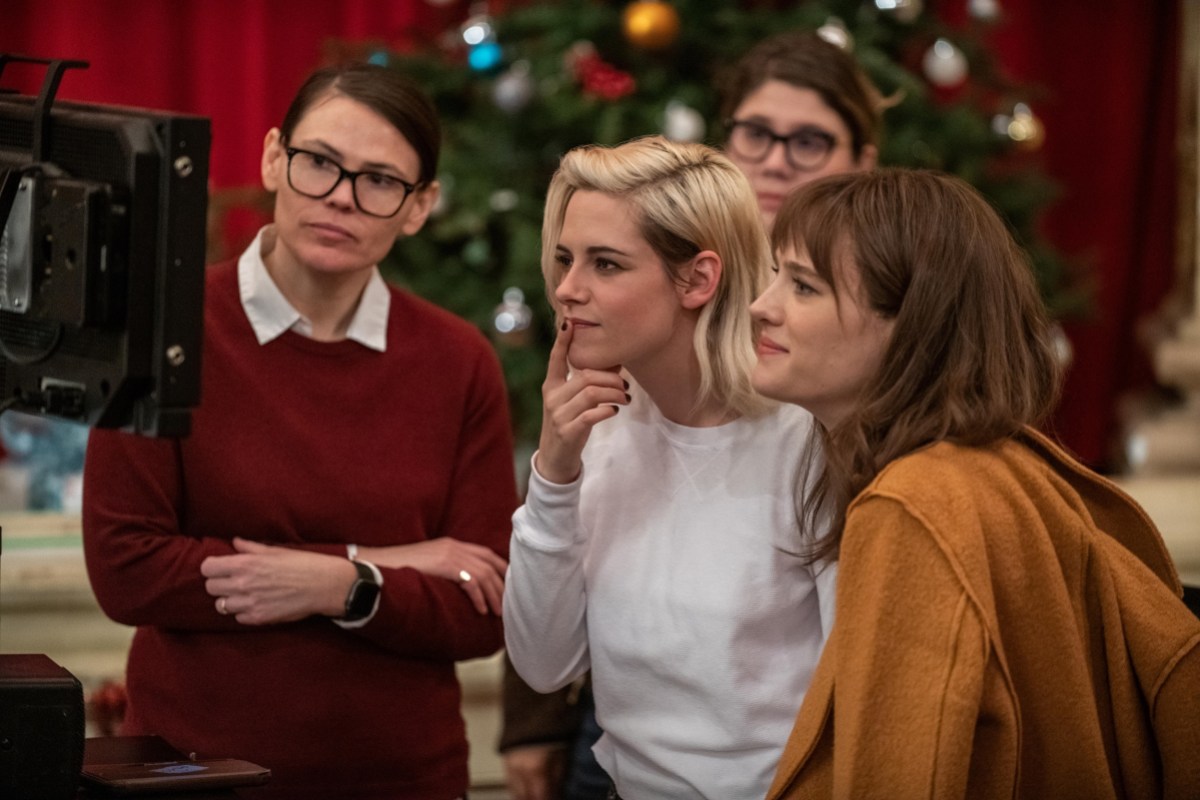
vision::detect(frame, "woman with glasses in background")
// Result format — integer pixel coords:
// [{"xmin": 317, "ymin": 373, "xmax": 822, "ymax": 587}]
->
[
  {"xmin": 721, "ymin": 30, "xmax": 883, "ymax": 230},
  {"xmin": 83, "ymin": 62, "xmax": 517, "ymax": 799}
]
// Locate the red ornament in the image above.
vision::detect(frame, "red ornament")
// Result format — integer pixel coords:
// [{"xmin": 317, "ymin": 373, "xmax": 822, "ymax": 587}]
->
[
  {"xmin": 573, "ymin": 52, "xmax": 636, "ymax": 101},
  {"xmin": 87, "ymin": 680, "xmax": 129, "ymax": 737}
]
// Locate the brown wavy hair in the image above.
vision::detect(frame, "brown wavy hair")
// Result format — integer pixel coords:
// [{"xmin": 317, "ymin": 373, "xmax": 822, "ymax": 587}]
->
[{"xmin": 770, "ymin": 169, "xmax": 1063, "ymax": 561}]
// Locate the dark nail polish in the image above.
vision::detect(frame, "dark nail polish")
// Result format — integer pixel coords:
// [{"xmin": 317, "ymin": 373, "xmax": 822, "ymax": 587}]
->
[
  {"xmin": 560, "ymin": 321, "xmax": 568, "ymax": 331},
  {"xmin": 623, "ymin": 379, "xmax": 630, "ymax": 390},
  {"xmin": 624, "ymin": 393, "xmax": 631, "ymax": 403}
]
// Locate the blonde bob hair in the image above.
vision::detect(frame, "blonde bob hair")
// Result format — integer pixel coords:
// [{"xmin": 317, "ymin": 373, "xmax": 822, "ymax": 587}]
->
[{"xmin": 541, "ymin": 135, "xmax": 773, "ymax": 418}]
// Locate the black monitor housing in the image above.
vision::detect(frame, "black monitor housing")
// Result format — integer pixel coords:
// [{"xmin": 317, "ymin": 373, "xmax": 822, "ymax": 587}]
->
[{"xmin": 0, "ymin": 55, "xmax": 209, "ymax": 437}]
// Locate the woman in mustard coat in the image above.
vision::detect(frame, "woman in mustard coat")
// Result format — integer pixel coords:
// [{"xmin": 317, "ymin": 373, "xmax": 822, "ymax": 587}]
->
[{"xmin": 749, "ymin": 168, "xmax": 1200, "ymax": 800}]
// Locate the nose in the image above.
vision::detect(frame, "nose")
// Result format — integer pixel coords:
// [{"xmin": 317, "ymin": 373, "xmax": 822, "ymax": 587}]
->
[
  {"xmin": 760, "ymin": 140, "xmax": 792, "ymax": 174},
  {"xmin": 554, "ymin": 265, "xmax": 587, "ymax": 306},
  {"xmin": 325, "ymin": 173, "xmax": 357, "ymax": 210},
  {"xmin": 750, "ymin": 279, "xmax": 780, "ymax": 323}
]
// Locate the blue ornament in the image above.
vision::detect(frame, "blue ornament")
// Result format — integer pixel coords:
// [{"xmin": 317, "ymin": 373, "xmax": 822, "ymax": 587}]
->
[
  {"xmin": 367, "ymin": 50, "xmax": 390, "ymax": 67},
  {"xmin": 469, "ymin": 41, "xmax": 503, "ymax": 72}
]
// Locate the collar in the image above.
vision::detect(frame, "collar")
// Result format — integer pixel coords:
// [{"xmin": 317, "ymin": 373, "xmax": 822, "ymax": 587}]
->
[{"xmin": 237, "ymin": 225, "xmax": 390, "ymax": 352}]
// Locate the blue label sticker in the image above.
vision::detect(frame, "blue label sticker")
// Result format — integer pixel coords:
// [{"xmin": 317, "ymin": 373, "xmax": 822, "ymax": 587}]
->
[{"xmin": 151, "ymin": 763, "xmax": 209, "ymax": 775}]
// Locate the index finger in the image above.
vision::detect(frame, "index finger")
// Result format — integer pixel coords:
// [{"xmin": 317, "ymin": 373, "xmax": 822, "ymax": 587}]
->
[
  {"xmin": 544, "ymin": 318, "xmax": 574, "ymax": 387},
  {"xmin": 200, "ymin": 554, "xmax": 237, "ymax": 578}
]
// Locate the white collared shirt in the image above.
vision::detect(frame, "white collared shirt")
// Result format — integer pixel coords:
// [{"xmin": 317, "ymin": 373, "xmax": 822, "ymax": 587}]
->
[{"xmin": 237, "ymin": 225, "xmax": 391, "ymax": 352}]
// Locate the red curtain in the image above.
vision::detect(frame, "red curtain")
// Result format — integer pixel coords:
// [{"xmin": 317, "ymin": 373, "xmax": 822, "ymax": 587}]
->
[
  {"xmin": 0, "ymin": 0, "xmax": 1182, "ymax": 468},
  {"xmin": 0, "ymin": 0, "xmax": 466, "ymax": 187},
  {"xmin": 989, "ymin": 1, "xmax": 1182, "ymax": 468}
]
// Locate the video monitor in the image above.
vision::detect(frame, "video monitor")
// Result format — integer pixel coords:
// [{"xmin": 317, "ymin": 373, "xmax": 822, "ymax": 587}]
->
[{"xmin": 0, "ymin": 55, "xmax": 209, "ymax": 437}]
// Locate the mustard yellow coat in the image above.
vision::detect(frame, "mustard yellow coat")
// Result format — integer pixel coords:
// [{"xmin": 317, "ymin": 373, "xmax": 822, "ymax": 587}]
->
[{"xmin": 769, "ymin": 428, "xmax": 1200, "ymax": 800}]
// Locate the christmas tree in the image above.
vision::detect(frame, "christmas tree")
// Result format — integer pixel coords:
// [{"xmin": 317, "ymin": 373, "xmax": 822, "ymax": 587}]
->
[{"xmin": 375, "ymin": 0, "xmax": 1085, "ymax": 444}]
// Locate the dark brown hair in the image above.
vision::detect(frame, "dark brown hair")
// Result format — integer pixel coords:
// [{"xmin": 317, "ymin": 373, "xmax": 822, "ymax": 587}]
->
[
  {"xmin": 719, "ymin": 31, "xmax": 884, "ymax": 158},
  {"xmin": 771, "ymin": 169, "xmax": 1062, "ymax": 560},
  {"xmin": 280, "ymin": 63, "xmax": 441, "ymax": 183}
]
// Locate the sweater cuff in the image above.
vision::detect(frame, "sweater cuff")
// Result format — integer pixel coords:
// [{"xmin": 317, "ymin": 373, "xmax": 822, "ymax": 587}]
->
[{"xmin": 515, "ymin": 451, "xmax": 584, "ymax": 550}]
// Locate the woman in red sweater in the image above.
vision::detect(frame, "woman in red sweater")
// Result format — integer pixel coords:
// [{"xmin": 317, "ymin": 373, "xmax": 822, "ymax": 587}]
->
[{"xmin": 82, "ymin": 63, "xmax": 517, "ymax": 799}]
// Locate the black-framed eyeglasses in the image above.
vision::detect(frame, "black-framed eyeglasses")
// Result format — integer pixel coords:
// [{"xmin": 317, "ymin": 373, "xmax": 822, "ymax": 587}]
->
[
  {"xmin": 284, "ymin": 145, "xmax": 418, "ymax": 218},
  {"xmin": 724, "ymin": 119, "xmax": 838, "ymax": 172}
]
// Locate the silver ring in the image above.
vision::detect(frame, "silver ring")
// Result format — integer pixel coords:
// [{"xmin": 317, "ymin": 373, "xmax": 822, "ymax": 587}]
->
[
  {"xmin": 217, "ymin": 596, "xmax": 229, "ymax": 615},
  {"xmin": 458, "ymin": 570, "xmax": 472, "ymax": 583}
]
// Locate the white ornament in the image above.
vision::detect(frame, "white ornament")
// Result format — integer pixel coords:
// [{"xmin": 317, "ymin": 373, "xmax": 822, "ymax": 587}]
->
[
  {"xmin": 968, "ymin": 0, "xmax": 1001, "ymax": 21},
  {"xmin": 1049, "ymin": 322, "xmax": 1073, "ymax": 368},
  {"xmin": 874, "ymin": 0, "xmax": 923, "ymax": 23},
  {"xmin": 489, "ymin": 189, "xmax": 520, "ymax": 213},
  {"xmin": 461, "ymin": 15, "xmax": 494, "ymax": 47},
  {"xmin": 816, "ymin": 17, "xmax": 854, "ymax": 51},
  {"xmin": 991, "ymin": 113, "xmax": 1012, "ymax": 137},
  {"xmin": 922, "ymin": 38, "xmax": 968, "ymax": 87},
  {"xmin": 493, "ymin": 61, "xmax": 534, "ymax": 113},
  {"xmin": 493, "ymin": 287, "xmax": 533, "ymax": 338},
  {"xmin": 663, "ymin": 101, "xmax": 705, "ymax": 143}
]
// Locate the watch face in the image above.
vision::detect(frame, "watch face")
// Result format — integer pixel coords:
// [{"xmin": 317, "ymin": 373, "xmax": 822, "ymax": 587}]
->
[{"xmin": 344, "ymin": 561, "xmax": 381, "ymax": 620}]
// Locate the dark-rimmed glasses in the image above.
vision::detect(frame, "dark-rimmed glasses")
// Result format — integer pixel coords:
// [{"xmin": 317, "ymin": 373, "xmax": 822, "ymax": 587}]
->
[
  {"xmin": 725, "ymin": 119, "xmax": 838, "ymax": 172},
  {"xmin": 284, "ymin": 146, "xmax": 418, "ymax": 218}
]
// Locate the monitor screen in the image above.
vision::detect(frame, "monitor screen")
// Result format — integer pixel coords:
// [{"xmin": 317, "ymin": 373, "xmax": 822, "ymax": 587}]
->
[{"xmin": 0, "ymin": 56, "xmax": 209, "ymax": 437}]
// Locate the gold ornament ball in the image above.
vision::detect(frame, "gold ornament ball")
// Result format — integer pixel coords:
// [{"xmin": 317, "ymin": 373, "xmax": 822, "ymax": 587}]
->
[
  {"xmin": 622, "ymin": 1, "xmax": 681, "ymax": 50},
  {"xmin": 1007, "ymin": 110, "xmax": 1046, "ymax": 152}
]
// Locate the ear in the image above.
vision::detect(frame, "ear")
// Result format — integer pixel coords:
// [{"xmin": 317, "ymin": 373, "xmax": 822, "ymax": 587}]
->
[
  {"xmin": 855, "ymin": 143, "xmax": 879, "ymax": 172},
  {"xmin": 398, "ymin": 180, "xmax": 441, "ymax": 237},
  {"xmin": 679, "ymin": 250, "xmax": 722, "ymax": 310},
  {"xmin": 261, "ymin": 128, "xmax": 285, "ymax": 192}
]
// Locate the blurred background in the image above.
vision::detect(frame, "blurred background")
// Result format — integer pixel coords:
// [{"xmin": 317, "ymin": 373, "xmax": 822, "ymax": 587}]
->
[
  {"xmin": 0, "ymin": 0, "xmax": 1189, "ymax": 479},
  {"xmin": 1, "ymin": 1, "xmax": 1196, "ymax": 792}
]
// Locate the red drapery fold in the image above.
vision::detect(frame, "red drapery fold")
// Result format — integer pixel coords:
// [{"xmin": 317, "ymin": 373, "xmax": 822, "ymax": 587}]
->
[
  {"xmin": 0, "ymin": 0, "xmax": 1182, "ymax": 468},
  {"xmin": 988, "ymin": 0, "xmax": 1182, "ymax": 467},
  {"xmin": 0, "ymin": 0, "xmax": 461, "ymax": 186}
]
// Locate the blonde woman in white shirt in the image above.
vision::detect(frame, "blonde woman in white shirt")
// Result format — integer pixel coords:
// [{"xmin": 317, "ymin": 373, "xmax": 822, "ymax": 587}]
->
[{"xmin": 504, "ymin": 135, "xmax": 834, "ymax": 800}]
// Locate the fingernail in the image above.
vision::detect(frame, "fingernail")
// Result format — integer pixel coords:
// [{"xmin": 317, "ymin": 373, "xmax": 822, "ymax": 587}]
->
[
  {"xmin": 622, "ymin": 379, "xmax": 629, "ymax": 390},
  {"xmin": 624, "ymin": 393, "xmax": 631, "ymax": 403},
  {"xmin": 560, "ymin": 321, "xmax": 567, "ymax": 331}
]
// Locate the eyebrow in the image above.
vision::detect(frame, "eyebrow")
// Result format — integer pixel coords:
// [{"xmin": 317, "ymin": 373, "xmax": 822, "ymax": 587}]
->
[
  {"xmin": 295, "ymin": 138, "xmax": 408, "ymax": 177},
  {"xmin": 739, "ymin": 116, "xmax": 834, "ymax": 134},
  {"xmin": 781, "ymin": 258, "xmax": 821, "ymax": 279},
  {"xmin": 557, "ymin": 244, "xmax": 634, "ymax": 258}
]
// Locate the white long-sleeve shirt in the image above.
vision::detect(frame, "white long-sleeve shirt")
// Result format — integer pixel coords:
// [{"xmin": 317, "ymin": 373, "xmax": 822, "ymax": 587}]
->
[{"xmin": 505, "ymin": 390, "xmax": 836, "ymax": 800}]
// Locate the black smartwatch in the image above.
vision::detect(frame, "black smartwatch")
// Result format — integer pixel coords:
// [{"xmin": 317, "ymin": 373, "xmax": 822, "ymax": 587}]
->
[{"xmin": 341, "ymin": 560, "xmax": 381, "ymax": 622}]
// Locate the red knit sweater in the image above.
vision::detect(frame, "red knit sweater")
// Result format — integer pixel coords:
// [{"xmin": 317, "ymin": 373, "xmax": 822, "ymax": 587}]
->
[{"xmin": 82, "ymin": 259, "xmax": 518, "ymax": 799}]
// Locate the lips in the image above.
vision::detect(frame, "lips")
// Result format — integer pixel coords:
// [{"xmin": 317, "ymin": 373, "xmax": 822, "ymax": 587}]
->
[
  {"xmin": 756, "ymin": 335, "xmax": 787, "ymax": 356},
  {"xmin": 568, "ymin": 317, "xmax": 599, "ymax": 330},
  {"xmin": 757, "ymin": 193, "xmax": 785, "ymax": 210},
  {"xmin": 308, "ymin": 221, "xmax": 355, "ymax": 242}
]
